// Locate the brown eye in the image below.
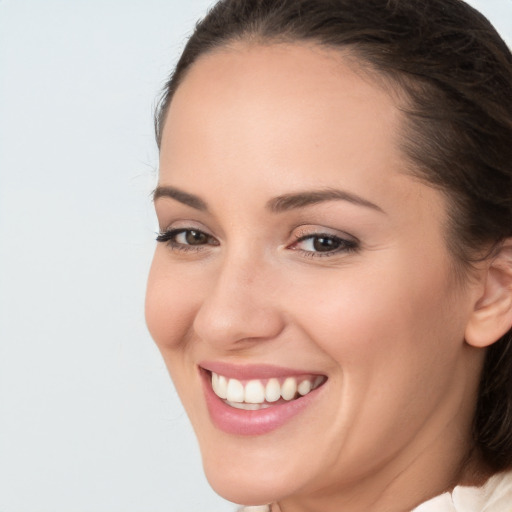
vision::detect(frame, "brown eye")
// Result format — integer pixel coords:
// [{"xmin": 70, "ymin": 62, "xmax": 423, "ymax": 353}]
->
[
  {"xmin": 184, "ymin": 230, "xmax": 209, "ymax": 245},
  {"xmin": 155, "ymin": 228, "xmax": 219, "ymax": 249},
  {"xmin": 312, "ymin": 236, "xmax": 342, "ymax": 252},
  {"xmin": 290, "ymin": 232, "xmax": 359, "ymax": 257}
]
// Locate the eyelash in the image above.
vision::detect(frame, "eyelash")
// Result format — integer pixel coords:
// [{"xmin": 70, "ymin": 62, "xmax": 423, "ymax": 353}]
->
[
  {"xmin": 156, "ymin": 228, "xmax": 219, "ymax": 253},
  {"xmin": 290, "ymin": 232, "xmax": 359, "ymax": 258},
  {"xmin": 156, "ymin": 228, "xmax": 359, "ymax": 258}
]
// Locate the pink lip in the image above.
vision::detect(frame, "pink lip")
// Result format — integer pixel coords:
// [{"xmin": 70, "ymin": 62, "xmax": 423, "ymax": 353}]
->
[
  {"xmin": 199, "ymin": 364, "xmax": 326, "ymax": 436},
  {"xmin": 200, "ymin": 360, "xmax": 323, "ymax": 380}
]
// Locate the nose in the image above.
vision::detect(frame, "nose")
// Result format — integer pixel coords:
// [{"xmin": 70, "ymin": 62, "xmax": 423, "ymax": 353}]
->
[{"xmin": 192, "ymin": 253, "xmax": 286, "ymax": 350}]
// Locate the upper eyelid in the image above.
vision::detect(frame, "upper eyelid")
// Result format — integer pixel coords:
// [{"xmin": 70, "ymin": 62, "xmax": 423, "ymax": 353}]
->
[
  {"xmin": 159, "ymin": 226, "xmax": 358, "ymax": 240},
  {"xmin": 292, "ymin": 225, "xmax": 359, "ymax": 242},
  {"xmin": 158, "ymin": 225, "xmax": 359, "ymax": 247},
  {"xmin": 291, "ymin": 233, "xmax": 358, "ymax": 247},
  {"xmin": 289, "ymin": 234, "xmax": 360, "ymax": 258},
  {"xmin": 294, "ymin": 230, "xmax": 352, "ymax": 239},
  {"xmin": 156, "ymin": 228, "xmax": 220, "ymax": 249},
  {"xmin": 161, "ymin": 227, "xmax": 216, "ymax": 239},
  {"xmin": 158, "ymin": 220, "xmax": 214, "ymax": 234}
]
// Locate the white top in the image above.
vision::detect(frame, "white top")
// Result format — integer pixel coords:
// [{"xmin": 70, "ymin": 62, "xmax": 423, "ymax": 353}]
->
[
  {"xmin": 412, "ymin": 470, "xmax": 512, "ymax": 511},
  {"xmin": 239, "ymin": 471, "xmax": 512, "ymax": 512}
]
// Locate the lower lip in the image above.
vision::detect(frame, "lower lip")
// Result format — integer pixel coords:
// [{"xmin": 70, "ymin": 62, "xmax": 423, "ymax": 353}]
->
[{"xmin": 200, "ymin": 369, "xmax": 325, "ymax": 436}]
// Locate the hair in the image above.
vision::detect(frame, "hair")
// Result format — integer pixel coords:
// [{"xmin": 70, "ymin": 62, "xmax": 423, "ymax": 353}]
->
[{"xmin": 155, "ymin": 0, "xmax": 512, "ymax": 471}]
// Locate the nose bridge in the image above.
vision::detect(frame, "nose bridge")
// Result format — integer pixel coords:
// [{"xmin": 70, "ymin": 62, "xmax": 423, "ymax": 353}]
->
[{"xmin": 193, "ymin": 245, "xmax": 284, "ymax": 347}]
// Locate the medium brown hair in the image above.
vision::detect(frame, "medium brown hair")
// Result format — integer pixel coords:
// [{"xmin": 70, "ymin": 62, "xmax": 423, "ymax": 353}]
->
[{"xmin": 155, "ymin": 0, "xmax": 512, "ymax": 471}]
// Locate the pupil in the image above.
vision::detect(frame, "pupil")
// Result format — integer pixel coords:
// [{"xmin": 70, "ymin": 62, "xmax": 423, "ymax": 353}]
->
[
  {"xmin": 186, "ymin": 230, "xmax": 207, "ymax": 245},
  {"xmin": 313, "ymin": 236, "xmax": 339, "ymax": 252}
]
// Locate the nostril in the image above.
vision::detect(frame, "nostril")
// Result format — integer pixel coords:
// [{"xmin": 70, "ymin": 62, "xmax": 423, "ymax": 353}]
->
[{"xmin": 192, "ymin": 295, "xmax": 285, "ymax": 349}]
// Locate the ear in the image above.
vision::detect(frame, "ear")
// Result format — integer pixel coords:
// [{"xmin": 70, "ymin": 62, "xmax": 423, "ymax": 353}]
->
[{"xmin": 465, "ymin": 239, "xmax": 512, "ymax": 348}]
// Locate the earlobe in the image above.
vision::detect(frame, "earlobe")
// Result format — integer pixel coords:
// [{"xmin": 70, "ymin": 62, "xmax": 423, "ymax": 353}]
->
[{"xmin": 465, "ymin": 240, "xmax": 512, "ymax": 348}]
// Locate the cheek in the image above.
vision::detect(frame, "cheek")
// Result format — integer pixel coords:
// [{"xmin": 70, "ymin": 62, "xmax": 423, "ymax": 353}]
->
[
  {"xmin": 293, "ymin": 252, "xmax": 465, "ymax": 413},
  {"xmin": 145, "ymin": 254, "xmax": 206, "ymax": 419},
  {"xmin": 286, "ymin": 263, "xmax": 468, "ymax": 470},
  {"xmin": 301, "ymin": 248, "xmax": 461, "ymax": 357},
  {"xmin": 145, "ymin": 253, "xmax": 199, "ymax": 351}
]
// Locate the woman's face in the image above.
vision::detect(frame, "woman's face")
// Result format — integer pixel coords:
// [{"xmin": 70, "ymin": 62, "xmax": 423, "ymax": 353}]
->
[{"xmin": 146, "ymin": 44, "xmax": 484, "ymax": 507}]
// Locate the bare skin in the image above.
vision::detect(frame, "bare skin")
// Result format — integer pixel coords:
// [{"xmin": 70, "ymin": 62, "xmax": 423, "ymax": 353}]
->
[{"xmin": 146, "ymin": 43, "xmax": 507, "ymax": 511}]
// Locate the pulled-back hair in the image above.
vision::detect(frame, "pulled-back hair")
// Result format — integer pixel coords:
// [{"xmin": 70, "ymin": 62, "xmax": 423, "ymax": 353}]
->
[{"xmin": 155, "ymin": 0, "xmax": 512, "ymax": 471}]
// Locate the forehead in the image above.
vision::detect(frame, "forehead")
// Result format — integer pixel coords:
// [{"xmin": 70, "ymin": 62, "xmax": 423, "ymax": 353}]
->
[
  {"xmin": 160, "ymin": 43, "xmax": 412, "ymax": 205},
  {"xmin": 162, "ymin": 42, "xmax": 403, "ymax": 164}
]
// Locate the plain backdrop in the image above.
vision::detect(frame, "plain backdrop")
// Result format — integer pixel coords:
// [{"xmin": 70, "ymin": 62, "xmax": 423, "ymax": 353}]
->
[{"xmin": 0, "ymin": 1, "xmax": 511, "ymax": 511}]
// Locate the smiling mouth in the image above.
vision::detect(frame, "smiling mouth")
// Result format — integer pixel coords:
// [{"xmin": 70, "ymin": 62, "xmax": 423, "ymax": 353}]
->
[{"xmin": 209, "ymin": 371, "xmax": 327, "ymax": 410}]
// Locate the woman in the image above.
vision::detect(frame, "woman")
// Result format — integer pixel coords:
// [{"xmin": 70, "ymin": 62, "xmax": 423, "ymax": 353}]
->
[{"xmin": 145, "ymin": 0, "xmax": 512, "ymax": 510}]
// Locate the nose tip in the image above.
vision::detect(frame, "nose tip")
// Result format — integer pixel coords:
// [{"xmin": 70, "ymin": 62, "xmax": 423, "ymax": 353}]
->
[{"xmin": 192, "ymin": 265, "xmax": 285, "ymax": 349}]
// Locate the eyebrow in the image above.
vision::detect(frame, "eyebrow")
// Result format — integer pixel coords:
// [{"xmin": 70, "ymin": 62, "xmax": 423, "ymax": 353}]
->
[
  {"xmin": 267, "ymin": 188, "xmax": 385, "ymax": 214},
  {"xmin": 153, "ymin": 185, "xmax": 384, "ymax": 215},
  {"xmin": 153, "ymin": 186, "xmax": 209, "ymax": 211}
]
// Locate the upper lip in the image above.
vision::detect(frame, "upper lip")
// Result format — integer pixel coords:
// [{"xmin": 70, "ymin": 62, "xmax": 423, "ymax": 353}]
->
[{"xmin": 199, "ymin": 360, "xmax": 326, "ymax": 380}]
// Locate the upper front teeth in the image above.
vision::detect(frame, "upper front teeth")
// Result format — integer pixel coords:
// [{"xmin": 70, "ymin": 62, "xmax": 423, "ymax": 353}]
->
[
  {"xmin": 281, "ymin": 377, "xmax": 297, "ymax": 401},
  {"xmin": 245, "ymin": 379, "xmax": 265, "ymax": 403},
  {"xmin": 211, "ymin": 372, "xmax": 325, "ymax": 404},
  {"xmin": 265, "ymin": 378, "xmax": 281, "ymax": 403}
]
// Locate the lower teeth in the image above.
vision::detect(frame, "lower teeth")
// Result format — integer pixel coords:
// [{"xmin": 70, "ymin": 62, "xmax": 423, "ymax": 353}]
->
[{"xmin": 225, "ymin": 400, "xmax": 273, "ymax": 410}]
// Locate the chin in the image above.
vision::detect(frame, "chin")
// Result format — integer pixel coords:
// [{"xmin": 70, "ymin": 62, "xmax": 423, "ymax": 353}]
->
[
  {"xmin": 204, "ymin": 468, "xmax": 282, "ymax": 506},
  {"xmin": 200, "ymin": 441, "xmax": 302, "ymax": 506}
]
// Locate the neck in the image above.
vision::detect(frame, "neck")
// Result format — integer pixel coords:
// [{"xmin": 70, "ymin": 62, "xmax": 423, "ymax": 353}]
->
[{"xmin": 274, "ymin": 456, "xmax": 489, "ymax": 512}]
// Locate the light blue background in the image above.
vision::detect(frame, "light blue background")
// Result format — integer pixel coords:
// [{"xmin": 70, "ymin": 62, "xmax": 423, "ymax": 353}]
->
[{"xmin": 0, "ymin": 1, "xmax": 511, "ymax": 511}]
